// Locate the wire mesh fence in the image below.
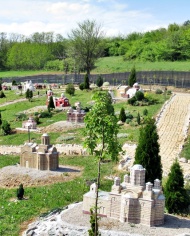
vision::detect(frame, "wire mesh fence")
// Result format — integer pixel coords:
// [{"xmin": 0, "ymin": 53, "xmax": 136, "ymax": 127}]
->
[{"xmin": 2, "ymin": 71, "xmax": 190, "ymax": 88}]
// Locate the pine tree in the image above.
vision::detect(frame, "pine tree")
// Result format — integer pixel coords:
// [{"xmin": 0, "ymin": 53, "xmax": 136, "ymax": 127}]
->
[
  {"xmin": 137, "ymin": 112, "xmax": 141, "ymax": 125},
  {"xmin": 164, "ymin": 160, "xmax": 190, "ymax": 214},
  {"xmin": 96, "ymin": 75, "xmax": 103, "ymax": 87},
  {"xmin": 48, "ymin": 96, "xmax": 55, "ymax": 109},
  {"xmin": 119, "ymin": 107, "xmax": 127, "ymax": 122},
  {"xmin": 25, "ymin": 89, "xmax": 30, "ymax": 100},
  {"xmin": 2, "ymin": 120, "xmax": 11, "ymax": 135},
  {"xmin": 29, "ymin": 90, "xmax": 33, "ymax": 101},
  {"xmin": 84, "ymin": 73, "xmax": 90, "ymax": 89},
  {"xmin": 134, "ymin": 118, "xmax": 162, "ymax": 183},
  {"xmin": 128, "ymin": 66, "xmax": 137, "ymax": 87}
]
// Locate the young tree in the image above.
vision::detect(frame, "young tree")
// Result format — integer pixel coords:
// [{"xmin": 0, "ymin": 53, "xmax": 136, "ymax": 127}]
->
[
  {"xmin": 119, "ymin": 107, "xmax": 127, "ymax": 122},
  {"xmin": 2, "ymin": 120, "xmax": 11, "ymax": 135},
  {"xmin": 164, "ymin": 160, "xmax": 190, "ymax": 214},
  {"xmin": 0, "ymin": 112, "xmax": 2, "ymax": 128},
  {"xmin": 48, "ymin": 96, "xmax": 55, "ymax": 110},
  {"xmin": 84, "ymin": 73, "xmax": 90, "ymax": 89},
  {"xmin": 134, "ymin": 118, "xmax": 162, "ymax": 183},
  {"xmin": 68, "ymin": 19, "xmax": 105, "ymax": 76},
  {"xmin": 137, "ymin": 112, "xmax": 141, "ymax": 125},
  {"xmin": 66, "ymin": 83, "xmax": 75, "ymax": 96},
  {"xmin": 84, "ymin": 91, "xmax": 121, "ymax": 236},
  {"xmin": 96, "ymin": 75, "xmax": 103, "ymax": 87},
  {"xmin": 25, "ymin": 89, "xmax": 30, "ymax": 100},
  {"xmin": 128, "ymin": 66, "xmax": 137, "ymax": 87},
  {"xmin": 29, "ymin": 90, "xmax": 33, "ymax": 102}
]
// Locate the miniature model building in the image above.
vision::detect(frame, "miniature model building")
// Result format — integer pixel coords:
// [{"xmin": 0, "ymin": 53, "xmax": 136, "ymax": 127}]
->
[
  {"xmin": 46, "ymin": 92, "xmax": 70, "ymax": 107},
  {"xmin": 23, "ymin": 80, "xmax": 35, "ymax": 92},
  {"xmin": 83, "ymin": 164, "xmax": 165, "ymax": 226},
  {"xmin": 22, "ymin": 116, "xmax": 37, "ymax": 129},
  {"xmin": 20, "ymin": 133, "xmax": 59, "ymax": 170},
  {"xmin": 67, "ymin": 102, "xmax": 85, "ymax": 123}
]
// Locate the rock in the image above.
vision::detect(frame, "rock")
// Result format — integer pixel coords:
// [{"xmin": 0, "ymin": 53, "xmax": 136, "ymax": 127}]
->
[{"xmin": 179, "ymin": 158, "xmax": 187, "ymax": 163}]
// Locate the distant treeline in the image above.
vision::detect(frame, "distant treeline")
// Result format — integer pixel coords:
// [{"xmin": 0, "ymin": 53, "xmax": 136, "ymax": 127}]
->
[{"xmin": 0, "ymin": 20, "xmax": 190, "ymax": 71}]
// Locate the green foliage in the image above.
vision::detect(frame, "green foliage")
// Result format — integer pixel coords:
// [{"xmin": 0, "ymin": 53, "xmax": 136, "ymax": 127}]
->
[
  {"xmin": 88, "ymin": 208, "xmax": 101, "ymax": 236},
  {"xmin": 0, "ymin": 91, "xmax": 6, "ymax": 98},
  {"xmin": 66, "ymin": 83, "xmax": 75, "ymax": 96},
  {"xmin": 15, "ymin": 113, "xmax": 27, "ymax": 121},
  {"xmin": 134, "ymin": 118, "xmax": 162, "ymax": 183},
  {"xmin": 84, "ymin": 73, "xmax": 90, "ymax": 89},
  {"xmin": 143, "ymin": 108, "xmax": 148, "ymax": 116},
  {"xmin": 0, "ymin": 112, "xmax": 2, "ymax": 126},
  {"xmin": 79, "ymin": 82, "xmax": 85, "ymax": 90},
  {"xmin": 48, "ymin": 96, "xmax": 55, "ymax": 110},
  {"xmin": 39, "ymin": 111, "xmax": 52, "ymax": 118},
  {"xmin": 119, "ymin": 107, "xmax": 127, "ymax": 122},
  {"xmin": 155, "ymin": 89, "xmax": 163, "ymax": 94},
  {"xmin": 164, "ymin": 160, "xmax": 190, "ymax": 214},
  {"xmin": 128, "ymin": 96, "xmax": 137, "ymax": 105},
  {"xmin": 96, "ymin": 75, "xmax": 103, "ymax": 87},
  {"xmin": 135, "ymin": 91, "xmax": 144, "ymax": 101},
  {"xmin": 2, "ymin": 120, "xmax": 11, "ymax": 135},
  {"xmin": 136, "ymin": 112, "xmax": 141, "ymax": 125},
  {"xmin": 17, "ymin": 184, "xmax": 24, "ymax": 200},
  {"xmin": 128, "ymin": 66, "xmax": 137, "ymax": 87},
  {"xmin": 12, "ymin": 80, "xmax": 17, "ymax": 85}
]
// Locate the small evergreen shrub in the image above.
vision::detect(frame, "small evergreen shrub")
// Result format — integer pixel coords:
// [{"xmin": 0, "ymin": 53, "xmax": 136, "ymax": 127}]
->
[
  {"xmin": 126, "ymin": 113, "xmax": 133, "ymax": 119},
  {"xmin": 96, "ymin": 75, "xmax": 103, "ymax": 87},
  {"xmin": 0, "ymin": 91, "xmax": 6, "ymax": 98},
  {"xmin": 79, "ymin": 83, "xmax": 85, "ymax": 90},
  {"xmin": 143, "ymin": 108, "xmax": 148, "ymax": 116},
  {"xmin": 135, "ymin": 91, "xmax": 144, "ymax": 101},
  {"xmin": 66, "ymin": 84, "xmax": 75, "ymax": 96},
  {"xmin": 128, "ymin": 96, "xmax": 137, "ymax": 105},
  {"xmin": 167, "ymin": 90, "xmax": 172, "ymax": 95},
  {"xmin": 126, "ymin": 118, "xmax": 132, "ymax": 124},
  {"xmin": 15, "ymin": 113, "xmax": 27, "ymax": 121},
  {"xmin": 39, "ymin": 111, "xmax": 52, "ymax": 118},
  {"xmin": 119, "ymin": 107, "xmax": 127, "ymax": 122},
  {"xmin": 155, "ymin": 89, "xmax": 163, "ymax": 94}
]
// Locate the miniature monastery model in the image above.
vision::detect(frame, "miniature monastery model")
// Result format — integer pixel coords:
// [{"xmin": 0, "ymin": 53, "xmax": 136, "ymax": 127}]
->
[
  {"xmin": 117, "ymin": 83, "xmax": 143, "ymax": 98},
  {"xmin": 67, "ymin": 102, "xmax": 85, "ymax": 123},
  {"xmin": 23, "ymin": 80, "xmax": 35, "ymax": 92},
  {"xmin": 46, "ymin": 91, "xmax": 70, "ymax": 108},
  {"xmin": 22, "ymin": 116, "xmax": 37, "ymax": 129},
  {"xmin": 83, "ymin": 164, "xmax": 165, "ymax": 226},
  {"xmin": 20, "ymin": 133, "xmax": 59, "ymax": 170}
]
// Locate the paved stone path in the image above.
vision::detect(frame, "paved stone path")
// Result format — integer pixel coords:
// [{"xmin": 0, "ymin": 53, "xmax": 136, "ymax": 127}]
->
[{"xmin": 156, "ymin": 93, "xmax": 190, "ymax": 176}]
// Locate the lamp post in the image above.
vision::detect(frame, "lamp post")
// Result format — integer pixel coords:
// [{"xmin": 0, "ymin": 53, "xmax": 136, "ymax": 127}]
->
[{"xmin": 28, "ymin": 125, "xmax": 31, "ymax": 143}]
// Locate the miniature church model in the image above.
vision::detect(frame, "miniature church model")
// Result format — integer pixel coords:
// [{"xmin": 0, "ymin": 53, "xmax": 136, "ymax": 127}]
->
[
  {"xmin": 83, "ymin": 164, "xmax": 165, "ymax": 226},
  {"xmin": 20, "ymin": 133, "xmax": 59, "ymax": 170}
]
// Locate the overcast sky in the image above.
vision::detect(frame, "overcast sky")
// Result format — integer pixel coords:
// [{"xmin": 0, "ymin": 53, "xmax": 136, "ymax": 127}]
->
[{"xmin": 0, "ymin": 0, "xmax": 189, "ymax": 37}]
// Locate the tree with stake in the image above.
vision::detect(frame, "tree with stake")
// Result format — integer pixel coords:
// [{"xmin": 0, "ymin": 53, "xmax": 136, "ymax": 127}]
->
[
  {"xmin": 164, "ymin": 160, "xmax": 190, "ymax": 214},
  {"xmin": 134, "ymin": 118, "xmax": 162, "ymax": 183},
  {"xmin": 84, "ymin": 91, "xmax": 121, "ymax": 236},
  {"xmin": 128, "ymin": 66, "xmax": 137, "ymax": 87}
]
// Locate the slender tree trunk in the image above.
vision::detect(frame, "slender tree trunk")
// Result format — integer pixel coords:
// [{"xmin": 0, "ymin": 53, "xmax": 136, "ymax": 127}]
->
[{"xmin": 95, "ymin": 159, "xmax": 101, "ymax": 236}]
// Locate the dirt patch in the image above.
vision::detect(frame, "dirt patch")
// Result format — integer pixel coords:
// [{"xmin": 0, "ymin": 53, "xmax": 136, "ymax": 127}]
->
[{"xmin": 0, "ymin": 165, "xmax": 82, "ymax": 188}]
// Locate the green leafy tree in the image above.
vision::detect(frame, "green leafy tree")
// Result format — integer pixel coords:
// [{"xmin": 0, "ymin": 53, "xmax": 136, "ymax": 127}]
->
[
  {"xmin": 128, "ymin": 66, "xmax": 137, "ymax": 87},
  {"xmin": 66, "ymin": 83, "xmax": 75, "ymax": 96},
  {"xmin": 68, "ymin": 19, "xmax": 105, "ymax": 76},
  {"xmin": 134, "ymin": 118, "xmax": 162, "ymax": 183},
  {"xmin": 84, "ymin": 73, "xmax": 90, "ymax": 89},
  {"xmin": 84, "ymin": 91, "xmax": 121, "ymax": 236},
  {"xmin": 119, "ymin": 107, "xmax": 127, "ymax": 122},
  {"xmin": 2, "ymin": 120, "xmax": 11, "ymax": 135},
  {"xmin": 48, "ymin": 96, "xmax": 55, "ymax": 110},
  {"xmin": 96, "ymin": 75, "xmax": 103, "ymax": 87},
  {"xmin": 164, "ymin": 160, "xmax": 190, "ymax": 214}
]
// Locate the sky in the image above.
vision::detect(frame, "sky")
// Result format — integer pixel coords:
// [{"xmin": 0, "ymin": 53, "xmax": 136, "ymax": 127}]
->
[{"xmin": 0, "ymin": 0, "xmax": 190, "ymax": 38}]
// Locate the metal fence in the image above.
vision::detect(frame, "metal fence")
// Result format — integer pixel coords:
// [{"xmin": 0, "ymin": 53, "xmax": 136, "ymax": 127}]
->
[{"xmin": 2, "ymin": 71, "xmax": 190, "ymax": 88}]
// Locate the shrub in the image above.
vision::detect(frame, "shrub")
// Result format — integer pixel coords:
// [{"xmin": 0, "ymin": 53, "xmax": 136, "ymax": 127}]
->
[
  {"xmin": 155, "ymin": 89, "xmax": 163, "ymax": 94},
  {"xmin": 126, "ymin": 118, "xmax": 132, "ymax": 124},
  {"xmin": 135, "ymin": 91, "xmax": 144, "ymax": 101},
  {"xmin": 39, "ymin": 111, "xmax": 52, "ymax": 118},
  {"xmin": 167, "ymin": 90, "xmax": 172, "ymax": 95},
  {"xmin": 66, "ymin": 84, "xmax": 75, "ymax": 96},
  {"xmin": 102, "ymin": 82, "xmax": 110, "ymax": 86},
  {"xmin": 15, "ymin": 113, "xmax": 27, "ymax": 121},
  {"xmin": 79, "ymin": 83, "xmax": 85, "ymax": 90},
  {"xmin": 34, "ymin": 116, "xmax": 40, "ymax": 124},
  {"xmin": 0, "ymin": 91, "xmax": 6, "ymax": 98},
  {"xmin": 2, "ymin": 120, "xmax": 11, "ymax": 135},
  {"xmin": 119, "ymin": 107, "xmax": 127, "ymax": 122},
  {"xmin": 96, "ymin": 75, "xmax": 103, "ymax": 87},
  {"xmin": 126, "ymin": 113, "xmax": 133, "ymax": 120},
  {"xmin": 143, "ymin": 108, "xmax": 148, "ymax": 116},
  {"xmin": 84, "ymin": 73, "xmax": 90, "ymax": 89},
  {"xmin": 128, "ymin": 96, "xmax": 137, "ymax": 105}
]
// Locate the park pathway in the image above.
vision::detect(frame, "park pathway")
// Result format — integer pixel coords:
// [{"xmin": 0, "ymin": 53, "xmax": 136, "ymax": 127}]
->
[{"xmin": 156, "ymin": 92, "xmax": 190, "ymax": 176}]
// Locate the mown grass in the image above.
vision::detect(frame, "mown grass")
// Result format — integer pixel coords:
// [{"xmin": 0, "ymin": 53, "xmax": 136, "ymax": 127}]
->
[{"xmin": 0, "ymin": 154, "xmax": 121, "ymax": 236}]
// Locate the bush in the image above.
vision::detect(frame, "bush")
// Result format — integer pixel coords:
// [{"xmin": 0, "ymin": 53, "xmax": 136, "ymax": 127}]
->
[
  {"xmin": 126, "ymin": 113, "xmax": 133, "ymax": 120},
  {"xmin": 39, "ymin": 111, "xmax": 52, "ymax": 118},
  {"xmin": 96, "ymin": 75, "xmax": 103, "ymax": 87},
  {"xmin": 126, "ymin": 118, "xmax": 132, "ymax": 124},
  {"xmin": 128, "ymin": 96, "xmax": 137, "ymax": 105},
  {"xmin": 84, "ymin": 74, "xmax": 90, "ymax": 89},
  {"xmin": 103, "ymin": 82, "xmax": 110, "ymax": 86},
  {"xmin": 167, "ymin": 90, "xmax": 172, "ymax": 95},
  {"xmin": 15, "ymin": 113, "xmax": 27, "ymax": 121},
  {"xmin": 135, "ymin": 91, "xmax": 144, "ymax": 101},
  {"xmin": 0, "ymin": 91, "xmax": 6, "ymax": 98},
  {"xmin": 34, "ymin": 116, "xmax": 40, "ymax": 124},
  {"xmin": 119, "ymin": 107, "xmax": 127, "ymax": 122},
  {"xmin": 66, "ymin": 84, "xmax": 75, "ymax": 96},
  {"xmin": 143, "ymin": 108, "xmax": 148, "ymax": 116},
  {"xmin": 155, "ymin": 89, "xmax": 163, "ymax": 94},
  {"xmin": 2, "ymin": 120, "xmax": 11, "ymax": 135},
  {"xmin": 79, "ymin": 83, "xmax": 85, "ymax": 90}
]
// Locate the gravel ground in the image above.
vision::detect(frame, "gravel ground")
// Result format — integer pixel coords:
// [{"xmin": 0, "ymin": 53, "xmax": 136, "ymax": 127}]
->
[{"xmin": 23, "ymin": 202, "xmax": 190, "ymax": 236}]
